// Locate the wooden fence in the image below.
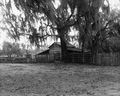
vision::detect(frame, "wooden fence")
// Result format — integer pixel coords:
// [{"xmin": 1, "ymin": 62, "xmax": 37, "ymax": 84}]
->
[
  {"xmin": 35, "ymin": 53, "xmax": 94, "ymax": 64},
  {"xmin": 0, "ymin": 57, "xmax": 27, "ymax": 63},
  {"xmin": 48, "ymin": 53, "xmax": 94, "ymax": 64},
  {"xmin": 35, "ymin": 52, "xmax": 120, "ymax": 66},
  {"xmin": 69, "ymin": 53, "xmax": 94, "ymax": 64},
  {"xmin": 95, "ymin": 52, "xmax": 120, "ymax": 66}
]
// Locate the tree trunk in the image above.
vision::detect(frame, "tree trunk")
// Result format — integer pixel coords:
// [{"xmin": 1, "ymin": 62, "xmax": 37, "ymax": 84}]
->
[
  {"xmin": 81, "ymin": 35, "xmax": 85, "ymax": 63},
  {"xmin": 57, "ymin": 28, "xmax": 68, "ymax": 63}
]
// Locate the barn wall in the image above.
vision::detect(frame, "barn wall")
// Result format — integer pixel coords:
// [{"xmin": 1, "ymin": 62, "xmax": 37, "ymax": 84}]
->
[
  {"xmin": 49, "ymin": 44, "xmax": 61, "ymax": 54},
  {"xmin": 36, "ymin": 55, "xmax": 49, "ymax": 62},
  {"xmin": 49, "ymin": 44, "xmax": 61, "ymax": 62}
]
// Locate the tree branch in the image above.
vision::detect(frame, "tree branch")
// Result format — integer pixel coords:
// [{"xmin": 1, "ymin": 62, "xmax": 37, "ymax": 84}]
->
[{"xmin": 65, "ymin": 11, "xmax": 74, "ymax": 23}]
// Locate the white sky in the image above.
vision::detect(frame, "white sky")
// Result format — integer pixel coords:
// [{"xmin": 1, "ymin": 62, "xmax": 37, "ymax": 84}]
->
[
  {"xmin": 0, "ymin": 0, "xmax": 120, "ymax": 49},
  {"xmin": 109, "ymin": 0, "xmax": 120, "ymax": 9}
]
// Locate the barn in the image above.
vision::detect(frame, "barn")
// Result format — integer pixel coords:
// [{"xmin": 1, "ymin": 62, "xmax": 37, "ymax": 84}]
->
[{"xmin": 35, "ymin": 42, "xmax": 82, "ymax": 62}]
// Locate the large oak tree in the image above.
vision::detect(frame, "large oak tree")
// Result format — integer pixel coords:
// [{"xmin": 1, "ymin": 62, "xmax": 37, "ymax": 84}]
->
[{"xmin": 2, "ymin": 0, "xmax": 120, "ymax": 62}]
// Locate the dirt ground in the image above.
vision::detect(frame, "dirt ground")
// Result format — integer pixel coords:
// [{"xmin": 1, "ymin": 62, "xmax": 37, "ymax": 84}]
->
[{"xmin": 0, "ymin": 63, "xmax": 120, "ymax": 96}]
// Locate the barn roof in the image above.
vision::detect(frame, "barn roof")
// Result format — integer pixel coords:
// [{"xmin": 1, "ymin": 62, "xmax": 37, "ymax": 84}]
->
[
  {"xmin": 36, "ymin": 42, "xmax": 90, "ymax": 55},
  {"xmin": 36, "ymin": 49, "xmax": 49, "ymax": 55},
  {"xmin": 68, "ymin": 47, "xmax": 90, "ymax": 52},
  {"xmin": 67, "ymin": 47, "xmax": 81, "ymax": 51},
  {"xmin": 49, "ymin": 42, "xmax": 75, "ymax": 48}
]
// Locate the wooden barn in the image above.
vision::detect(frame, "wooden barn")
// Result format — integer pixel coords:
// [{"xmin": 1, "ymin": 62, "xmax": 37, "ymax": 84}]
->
[
  {"xmin": 35, "ymin": 42, "xmax": 80, "ymax": 62},
  {"xmin": 35, "ymin": 42, "xmax": 93, "ymax": 63}
]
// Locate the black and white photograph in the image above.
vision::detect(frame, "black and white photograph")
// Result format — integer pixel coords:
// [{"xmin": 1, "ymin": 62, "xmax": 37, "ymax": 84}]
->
[{"xmin": 0, "ymin": 0, "xmax": 120, "ymax": 95}]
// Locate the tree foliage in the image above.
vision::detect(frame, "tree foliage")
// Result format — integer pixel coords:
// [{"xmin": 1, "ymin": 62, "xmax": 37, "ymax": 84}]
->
[
  {"xmin": 11, "ymin": 0, "xmax": 79, "ymax": 62},
  {"xmin": 2, "ymin": 41, "xmax": 22, "ymax": 57}
]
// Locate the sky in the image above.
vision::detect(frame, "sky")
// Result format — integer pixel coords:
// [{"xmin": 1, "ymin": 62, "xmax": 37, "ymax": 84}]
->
[
  {"xmin": 0, "ymin": 0, "xmax": 120, "ymax": 49},
  {"xmin": 109, "ymin": 0, "xmax": 120, "ymax": 9}
]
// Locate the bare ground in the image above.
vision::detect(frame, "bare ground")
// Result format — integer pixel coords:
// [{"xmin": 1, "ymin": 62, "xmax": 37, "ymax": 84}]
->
[{"xmin": 0, "ymin": 63, "xmax": 120, "ymax": 96}]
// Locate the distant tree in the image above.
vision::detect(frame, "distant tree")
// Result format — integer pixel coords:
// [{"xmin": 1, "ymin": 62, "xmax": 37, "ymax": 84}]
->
[
  {"xmin": 2, "ymin": 41, "xmax": 12, "ymax": 57},
  {"xmin": 0, "ymin": 49, "xmax": 3, "ymax": 56},
  {"xmin": 2, "ymin": 41, "xmax": 22, "ymax": 57},
  {"xmin": 20, "ymin": 43, "xmax": 26, "ymax": 54},
  {"xmin": 11, "ymin": 43, "xmax": 22, "ymax": 56}
]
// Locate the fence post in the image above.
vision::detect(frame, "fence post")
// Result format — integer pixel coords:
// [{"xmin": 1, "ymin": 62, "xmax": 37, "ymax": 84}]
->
[
  {"xmin": 110, "ymin": 52, "xmax": 112, "ymax": 66},
  {"xmin": 83, "ymin": 52, "xmax": 85, "ymax": 63}
]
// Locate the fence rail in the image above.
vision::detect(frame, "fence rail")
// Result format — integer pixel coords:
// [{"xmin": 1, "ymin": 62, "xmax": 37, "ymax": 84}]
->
[
  {"xmin": 69, "ymin": 53, "xmax": 94, "ymax": 64},
  {"xmin": 95, "ymin": 52, "xmax": 120, "ymax": 66},
  {"xmin": 35, "ymin": 52, "xmax": 94, "ymax": 64},
  {"xmin": 0, "ymin": 57, "xmax": 31, "ymax": 63}
]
